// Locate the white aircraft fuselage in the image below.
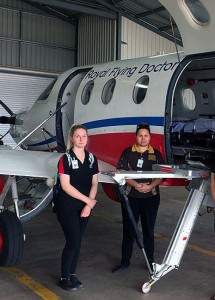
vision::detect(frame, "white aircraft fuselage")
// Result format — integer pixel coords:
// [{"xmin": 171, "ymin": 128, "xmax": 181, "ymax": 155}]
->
[
  {"xmin": 8, "ymin": 0, "xmax": 215, "ymax": 180},
  {"xmin": 10, "ymin": 51, "xmax": 215, "ymax": 177}
]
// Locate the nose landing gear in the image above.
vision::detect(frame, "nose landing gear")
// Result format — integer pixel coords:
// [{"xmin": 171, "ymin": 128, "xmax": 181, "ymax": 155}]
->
[
  {"xmin": 102, "ymin": 163, "xmax": 211, "ymax": 293},
  {"xmin": 142, "ymin": 280, "xmax": 154, "ymax": 293}
]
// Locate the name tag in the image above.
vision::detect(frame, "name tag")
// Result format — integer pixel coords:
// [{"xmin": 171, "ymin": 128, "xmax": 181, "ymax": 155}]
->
[
  {"xmin": 72, "ymin": 160, "xmax": 79, "ymax": 169},
  {"xmin": 137, "ymin": 159, "xmax": 143, "ymax": 168}
]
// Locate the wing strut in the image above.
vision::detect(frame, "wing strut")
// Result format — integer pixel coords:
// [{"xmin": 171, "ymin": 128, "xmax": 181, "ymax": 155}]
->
[
  {"xmin": 13, "ymin": 102, "xmax": 67, "ymax": 150},
  {"xmin": 41, "ymin": 127, "xmax": 66, "ymax": 150}
]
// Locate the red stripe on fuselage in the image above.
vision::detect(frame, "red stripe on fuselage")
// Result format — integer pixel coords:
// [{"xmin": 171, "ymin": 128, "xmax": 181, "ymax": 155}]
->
[
  {"xmin": 87, "ymin": 132, "xmax": 165, "ymax": 167},
  {"xmin": 87, "ymin": 132, "xmax": 187, "ymax": 187}
]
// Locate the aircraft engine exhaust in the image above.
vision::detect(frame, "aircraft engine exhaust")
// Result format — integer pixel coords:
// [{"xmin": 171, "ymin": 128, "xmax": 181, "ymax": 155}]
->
[{"xmin": 0, "ymin": 116, "xmax": 16, "ymax": 124}]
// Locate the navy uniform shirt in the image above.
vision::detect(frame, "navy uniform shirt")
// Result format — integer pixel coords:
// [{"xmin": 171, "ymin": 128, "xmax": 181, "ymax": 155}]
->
[
  {"xmin": 117, "ymin": 144, "xmax": 165, "ymax": 198},
  {"xmin": 58, "ymin": 149, "xmax": 99, "ymax": 210}
]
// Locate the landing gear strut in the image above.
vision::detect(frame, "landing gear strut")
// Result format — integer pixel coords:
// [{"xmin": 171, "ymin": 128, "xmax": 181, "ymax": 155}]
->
[
  {"xmin": 0, "ymin": 174, "xmax": 53, "ymax": 266},
  {"xmin": 102, "ymin": 163, "xmax": 211, "ymax": 293}
]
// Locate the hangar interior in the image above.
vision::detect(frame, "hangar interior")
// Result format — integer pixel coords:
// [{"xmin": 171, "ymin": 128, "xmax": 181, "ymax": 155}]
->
[
  {"xmin": 0, "ymin": 0, "xmax": 182, "ymax": 72},
  {"xmin": 0, "ymin": 0, "xmax": 183, "ymax": 147},
  {"xmin": 0, "ymin": 1, "xmax": 214, "ymax": 300}
]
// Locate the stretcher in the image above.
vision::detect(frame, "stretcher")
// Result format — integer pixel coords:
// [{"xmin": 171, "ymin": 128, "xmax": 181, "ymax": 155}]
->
[{"xmin": 101, "ymin": 161, "xmax": 213, "ymax": 293}]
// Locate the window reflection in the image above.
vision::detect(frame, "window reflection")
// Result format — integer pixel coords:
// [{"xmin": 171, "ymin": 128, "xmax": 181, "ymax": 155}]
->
[
  {"xmin": 101, "ymin": 79, "xmax": 116, "ymax": 105},
  {"xmin": 182, "ymin": 88, "xmax": 196, "ymax": 111},
  {"xmin": 133, "ymin": 76, "xmax": 149, "ymax": 104},
  {"xmin": 37, "ymin": 79, "xmax": 57, "ymax": 101},
  {"xmin": 81, "ymin": 81, "xmax": 94, "ymax": 105}
]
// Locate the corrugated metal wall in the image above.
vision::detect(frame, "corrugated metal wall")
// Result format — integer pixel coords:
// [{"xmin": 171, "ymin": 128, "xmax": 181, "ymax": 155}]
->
[
  {"xmin": 77, "ymin": 15, "xmax": 183, "ymax": 65},
  {"xmin": 121, "ymin": 17, "xmax": 183, "ymax": 59},
  {"xmin": 77, "ymin": 15, "xmax": 116, "ymax": 66},
  {"xmin": 0, "ymin": 0, "xmax": 77, "ymax": 72}
]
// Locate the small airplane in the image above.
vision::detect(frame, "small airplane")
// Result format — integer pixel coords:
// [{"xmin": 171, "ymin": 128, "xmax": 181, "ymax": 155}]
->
[{"xmin": 0, "ymin": 0, "xmax": 214, "ymax": 289}]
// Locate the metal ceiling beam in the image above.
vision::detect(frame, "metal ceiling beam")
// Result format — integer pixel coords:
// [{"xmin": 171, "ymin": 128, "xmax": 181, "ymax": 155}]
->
[
  {"xmin": 129, "ymin": 14, "xmax": 182, "ymax": 46},
  {"xmin": 22, "ymin": 0, "xmax": 77, "ymax": 24},
  {"xmin": 23, "ymin": 0, "xmax": 182, "ymax": 46},
  {"xmin": 111, "ymin": 0, "xmax": 122, "ymax": 3},
  {"xmin": 160, "ymin": 24, "xmax": 178, "ymax": 31},
  {"xmin": 136, "ymin": 6, "xmax": 166, "ymax": 18},
  {"xmin": 95, "ymin": 0, "xmax": 182, "ymax": 46},
  {"xmin": 24, "ymin": 0, "xmax": 117, "ymax": 19}
]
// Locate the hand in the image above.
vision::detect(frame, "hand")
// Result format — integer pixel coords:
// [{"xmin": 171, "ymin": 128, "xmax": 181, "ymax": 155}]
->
[
  {"xmin": 81, "ymin": 205, "xmax": 91, "ymax": 217},
  {"xmin": 135, "ymin": 182, "xmax": 151, "ymax": 193},
  {"xmin": 135, "ymin": 183, "xmax": 143, "ymax": 189}
]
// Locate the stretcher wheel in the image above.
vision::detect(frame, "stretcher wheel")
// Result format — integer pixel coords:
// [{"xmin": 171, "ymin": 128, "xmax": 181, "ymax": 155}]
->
[{"xmin": 142, "ymin": 282, "xmax": 151, "ymax": 293}]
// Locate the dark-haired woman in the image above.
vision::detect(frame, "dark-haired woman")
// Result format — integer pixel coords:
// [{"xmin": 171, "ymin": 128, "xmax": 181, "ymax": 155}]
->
[
  {"xmin": 112, "ymin": 122, "xmax": 164, "ymax": 273},
  {"xmin": 57, "ymin": 124, "xmax": 99, "ymax": 291}
]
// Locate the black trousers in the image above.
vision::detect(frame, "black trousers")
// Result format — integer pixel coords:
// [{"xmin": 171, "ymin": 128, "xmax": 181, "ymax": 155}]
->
[
  {"xmin": 120, "ymin": 194, "xmax": 160, "ymax": 266},
  {"xmin": 57, "ymin": 206, "xmax": 89, "ymax": 278}
]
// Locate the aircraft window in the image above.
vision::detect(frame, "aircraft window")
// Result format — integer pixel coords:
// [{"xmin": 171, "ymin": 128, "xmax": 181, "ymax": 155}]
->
[
  {"xmin": 182, "ymin": 88, "xmax": 196, "ymax": 111},
  {"xmin": 183, "ymin": 0, "xmax": 210, "ymax": 25},
  {"xmin": 81, "ymin": 80, "xmax": 94, "ymax": 105},
  {"xmin": 101, "ymin": 79, "xmax": 116, "ymax": 105},
  {"xmin": 37, "ymin": 78, "xmax": 57, "ymax": 101},
  {"xmin": 133, "ymin": 76, "xmax": 149, "ymax": 104}
]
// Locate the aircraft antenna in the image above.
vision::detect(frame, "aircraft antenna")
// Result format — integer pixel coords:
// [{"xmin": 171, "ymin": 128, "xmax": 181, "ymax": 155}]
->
[{"xmin": 169, "ymin": 14, "xmax": 181, "ymax": 65}]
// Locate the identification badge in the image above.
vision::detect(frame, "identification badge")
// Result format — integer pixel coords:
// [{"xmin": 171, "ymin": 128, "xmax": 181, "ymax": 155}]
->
[
  {"xmin": 137, "ymin": 159, "xmax": 143, "ymax": 168},
  {"xmin": 72, "ymin": 160, "xmax": 79, "ymax": 169}
]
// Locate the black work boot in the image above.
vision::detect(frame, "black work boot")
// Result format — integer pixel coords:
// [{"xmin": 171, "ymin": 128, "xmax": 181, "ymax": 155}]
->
[
  {"xmin": 59, "ymin": 278, "xmax": 78, "ymax": 291},
  {"xmin": 69, "ymin": 274, "xmax": 83, "ymax": 288}
]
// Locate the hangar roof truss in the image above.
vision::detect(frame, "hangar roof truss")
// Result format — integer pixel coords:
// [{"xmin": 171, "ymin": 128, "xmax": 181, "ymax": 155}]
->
[{"xmin": 22, "ymin": 0, "xmax": 182, "ymax": 46}]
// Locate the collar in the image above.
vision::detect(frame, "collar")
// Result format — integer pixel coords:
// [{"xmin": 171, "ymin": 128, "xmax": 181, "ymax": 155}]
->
[{"xmin": 131, "ymin": 143, "xmax": 154, "ymax": 154}]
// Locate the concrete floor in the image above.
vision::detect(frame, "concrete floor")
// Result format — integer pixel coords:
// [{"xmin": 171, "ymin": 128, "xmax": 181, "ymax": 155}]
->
[{"xmin": 0, "ymin": 185, "xmax": 214, "ymax": 300}]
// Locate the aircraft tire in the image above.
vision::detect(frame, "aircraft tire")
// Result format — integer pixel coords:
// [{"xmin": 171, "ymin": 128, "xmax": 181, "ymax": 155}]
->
[{"xmin": 0, "ymin": 211, "xmax": 24, "ymax": 266}]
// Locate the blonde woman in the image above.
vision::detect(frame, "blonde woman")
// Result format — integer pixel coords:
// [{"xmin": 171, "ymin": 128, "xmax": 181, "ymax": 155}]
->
[{"xmin": 57, "ymin": 124, "xmax": 98, "ymax": 291}]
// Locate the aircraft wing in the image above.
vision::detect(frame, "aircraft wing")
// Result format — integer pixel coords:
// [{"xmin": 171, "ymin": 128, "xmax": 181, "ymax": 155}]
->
[
  {"xmin": 0, "ymin": 147, "xmax": 62, "ymax": 178},
  {"xmin": 0, "ymin": 147, "xmax": 116, "ymax": 182},
  {"xmin": 98, "ymin": 160, "xmax": 116, "ymax": 183},
  {"xmin": 0, "ymin": 147, "xmax": 63, "ymax": 222}
]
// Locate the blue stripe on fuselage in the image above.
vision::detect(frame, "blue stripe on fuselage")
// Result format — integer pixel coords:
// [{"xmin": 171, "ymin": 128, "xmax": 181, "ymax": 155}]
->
[
  {"xmin": 27, "ymin": 117, "xmax": 164, "ymax": 147},
  {"xmin": 83, "ymin": 117, "xmax": 164, "ymax": 129}
]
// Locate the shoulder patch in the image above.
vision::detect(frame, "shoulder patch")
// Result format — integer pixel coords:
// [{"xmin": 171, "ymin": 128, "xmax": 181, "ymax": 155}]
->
[
  {"xmin": 89, "ymin": 152, "xmax": 94, "ymax": 168},
  {"xmin": 65, "ymin": 151, "xmax": 72, "ymax": 167},
  {"xmin": 148, "ymin": 154, "xmax": 157, "ymax": 161}
]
